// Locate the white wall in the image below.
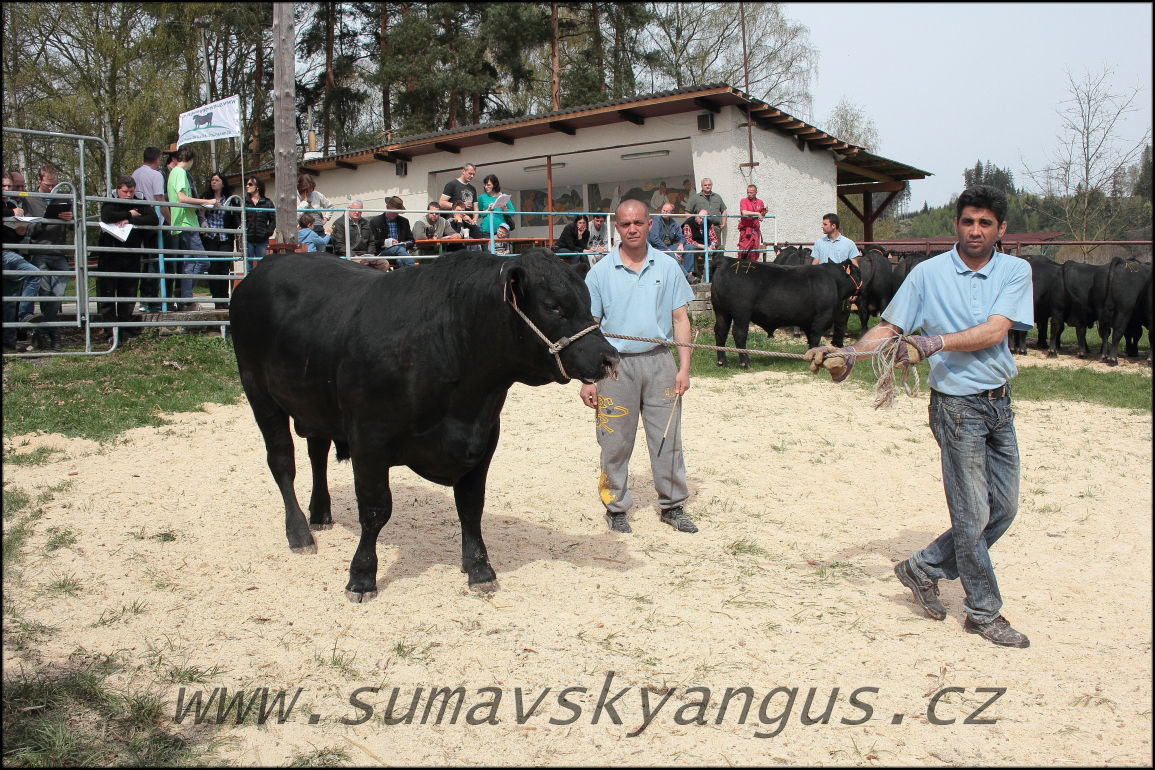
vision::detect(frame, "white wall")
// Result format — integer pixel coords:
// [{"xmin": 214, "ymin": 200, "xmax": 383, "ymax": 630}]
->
[{"xmin": 309, "ymin": 106, "xmax": 840, "ymax": 251}]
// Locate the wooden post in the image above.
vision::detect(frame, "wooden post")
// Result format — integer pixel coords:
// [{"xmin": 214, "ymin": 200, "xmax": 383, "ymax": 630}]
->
[
  {"xmin": 272, "ymin": 3, "xmax": 297, "ymax": 244},
  {"xmin": 546, "ymin": 156, "xmax": 555, "ymax": 244}
]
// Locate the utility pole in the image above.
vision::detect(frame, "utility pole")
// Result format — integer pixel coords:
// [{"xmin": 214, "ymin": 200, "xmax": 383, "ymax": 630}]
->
[{"xmin": 272, "ymin": 3, "xmax": 297, "ymax": 244}]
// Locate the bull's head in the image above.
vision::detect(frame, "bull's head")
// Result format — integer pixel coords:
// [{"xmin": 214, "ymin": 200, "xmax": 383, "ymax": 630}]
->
[{"xmin": 502, "ymin": 250, "xmax": 619, "ymax": 385}]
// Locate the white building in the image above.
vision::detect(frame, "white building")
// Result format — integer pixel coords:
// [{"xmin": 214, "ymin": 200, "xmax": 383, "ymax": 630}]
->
[{"xmin": 269, "ymin": 83, "xmax": 929, "ymax": 250}]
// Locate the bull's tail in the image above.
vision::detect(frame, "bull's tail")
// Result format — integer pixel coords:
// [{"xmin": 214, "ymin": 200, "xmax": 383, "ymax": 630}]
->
[{"xmin": 1102, "ymin": 256, "xmax": 1125, "ymax": 327}]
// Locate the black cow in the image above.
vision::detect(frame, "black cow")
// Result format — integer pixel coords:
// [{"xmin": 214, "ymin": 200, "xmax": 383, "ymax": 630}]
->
[
  {"xmin": 1100, "ymin": 257, "xmax": 1153, "ymax": 365},
  {"xmin": 855, "ymin": 247, "xmax": 897, "ymax": 332},
  {"xmin": 1008, "ymin": 257, "xmax": 1062, "ymax": 355},
  {"xmin": 1050, "ymin": 260, "xmax": 1110, "ymax": 358},
  {"xmin": 711, "ymin": 256, "xmax": 862, "ymax": 368},
  {"xmin": 773, "ymin": 245, "xmax": 811, "ymax": 265},
  {"xmin": 230, "ymin": 249, "xmax": 619, "ymax": 601},
  {"xmin": 892, "ymin": 251, "xmax": 932, "ymax": 290}
]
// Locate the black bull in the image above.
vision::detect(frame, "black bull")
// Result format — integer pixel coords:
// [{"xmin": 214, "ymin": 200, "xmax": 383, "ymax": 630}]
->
[
  {"xmin": 230, "ymin": 250, "xmax": 619, "ymax": 601},
  {"xmin": 710, "ymin": 256, "xmax": 862, "ymax": 368}
]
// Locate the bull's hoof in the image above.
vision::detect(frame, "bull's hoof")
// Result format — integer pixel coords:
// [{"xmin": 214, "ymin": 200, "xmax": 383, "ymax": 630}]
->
[
  {"xmin": 715, "ymin": 360, "xmax": 727, "ymax": 367},
  {"xmin": 309, "ymin": 522, "xmax": 334, "ymax": 531},
  {"xmin": 290, "ymin": 542, "xmax": 318, "ymax": 554},
  {"xmin": 1106, "ymin": 360, "xmax": 1118, "ymax": 367},
  {"xmin": 1076, "ymin": 352, "xmax": 1086, "ymax": 359},
  {"xmin": 468, "ymin": 580, "xmax": 500, "ymax": 595},
  {"xmin": 739, "ymin": 361, "xmax": 751, "ymax": 369},
  {"xmin": 1046, "ymin": 351, "xmax": 1057, "ymax": 358},
  {"xmin": 344, "ymin": 589, "xmax": 378, "ymax": 603}
]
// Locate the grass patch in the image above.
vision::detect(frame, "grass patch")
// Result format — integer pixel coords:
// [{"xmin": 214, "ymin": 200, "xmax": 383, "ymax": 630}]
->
[
  {"xmin": 3, "ymin": 446, "xmax": 66, "ymax": 467},
  {"xmin": 43, "ymin": 527, "xmax": 77, "ymax": 553},
  {"xmin": 2, "ymin": 653, "xmax": 218, "ymax": 766},
  {"xmin": 2, "ymin": 335, "xmax": 242, "ymax": 442},
  {"xmin": 287, "ymin": 746, "xmax": 353, "ymax": 767}
]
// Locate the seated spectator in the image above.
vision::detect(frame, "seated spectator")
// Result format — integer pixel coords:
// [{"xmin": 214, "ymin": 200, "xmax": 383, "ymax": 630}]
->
[
  {"xmin": 478, "ymin": 174, "xmax": 514, "ymax": 254},
  {"xmin": 587, "ymin": 213, "xmax": 610, "ymax": 253},
  {"xmin": 3, "ymin": 170, "xmax": 43, "ymax": 352},
  {"xmin": 296, "ymin": 213, "xmax": 331, "ymax": 252},
  {"xmin": 296, "ymin": 173, "xmax": 333, "ymax": 234},
  {"xmin": 553, "ymin": 214, "xmax": 590, "ymax": 267},
  {"xmin": 328, "ymin": 200, "xmax": 374, "ymax": 258},
  {"xmin": 411, "ymin": 201, "xmax": 461, "ymax": 256},
  {"xmin": 449, "ymin": 202, "xmax": 484, "ymax": 251},
  {"xmin": 366, "ymin": 196, "xmax": 416, "ymax": 269},
  {"xmin": 648, "ymin": 202, "xmax": 695, "ymax": 283},
  {"xmin": 682, "ymin": 208, "xmax": 718, "ymax": 279}
]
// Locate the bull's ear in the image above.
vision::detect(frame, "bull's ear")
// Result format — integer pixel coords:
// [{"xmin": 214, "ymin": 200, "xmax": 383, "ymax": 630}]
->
[
  {"xmin": 503, "ymin": 262, "xmax": 530, "ymax": 305},
  {"xmin": 574, "ymin": 262, "xmax": 590, "ymax": 279}
]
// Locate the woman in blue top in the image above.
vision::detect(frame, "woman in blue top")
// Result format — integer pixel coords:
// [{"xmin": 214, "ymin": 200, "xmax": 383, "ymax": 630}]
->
[{"xmin": 477, "ymin": 174, "xmax": 514, "ymax": 254}]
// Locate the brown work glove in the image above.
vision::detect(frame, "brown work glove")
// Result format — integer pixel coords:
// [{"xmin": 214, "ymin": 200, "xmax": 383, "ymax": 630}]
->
[
  {"xmin": 804, "ymin": 346, "xmax": 856, "ymax": 383},
  {"xmin": 896, "ymin": 334, "xmax": 944, "ymax": 365}
]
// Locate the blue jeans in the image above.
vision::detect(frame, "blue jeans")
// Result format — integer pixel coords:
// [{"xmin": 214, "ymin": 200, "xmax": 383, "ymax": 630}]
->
[
  {"xmin": 246, "ymin": 240, "xmax": 268, "ymax": 272},
  {"xmin": 179, "ymin": 231, "xmax": 207, "ymax": 299},
  {"xmin": 379, "ymin": 244, "xmax": 416, "ymax": 268},
  {"xmin": 33, "ymin": 253, "xmax": 70, "ymax": 321},
  {"xmin": 4, "ymin": 250, "xmax": 41, "ymax": 343},
  {"xmin": 910, "ymin": 388, "xmax": 1020, "ymax": 624}
]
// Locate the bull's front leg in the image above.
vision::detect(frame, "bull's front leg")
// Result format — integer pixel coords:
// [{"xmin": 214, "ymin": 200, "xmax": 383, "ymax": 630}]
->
[
  {"xmin": 454, "ymin": 446, "xmax": 499, "ymax": 592},
  {"xmin": 346, "ymin": 458, "xmax": 393, "ymax": 603}
]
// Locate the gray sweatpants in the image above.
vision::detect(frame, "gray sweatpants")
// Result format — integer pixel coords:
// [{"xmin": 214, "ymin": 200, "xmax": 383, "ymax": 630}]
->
[{"xmin": 595, "ymin": 346, "xmax": 689, "ymax": 514}]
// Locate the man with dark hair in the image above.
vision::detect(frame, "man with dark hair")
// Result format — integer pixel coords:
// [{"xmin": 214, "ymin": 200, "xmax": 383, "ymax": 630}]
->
[
  {"xmin": 810, "ymin": 212, "xmax": 858, "ymax": 266},
  {"xmin": 805, "ymin": 185, "xmax": 1034, "ymax": 648},
  {"xmin": 166, "ymin": 146, "xmax": 215, "ymax": 309},
  {"xmin": 133, "ymin": 147, "xmax": 167, "ymax": 311},
  {"xmin": 96, "ymin": 175, "xmax": 159, "ymax": 337},
  {"xmin": 411, "ymin": 201, "xmax": 460, "ymax": 256},
  {"xmin": 438, "ymin": 163, "xmax": 479, "ymax": 226},
  {"xmin": 811, "ymin": 211, "xmax": 860, "ymax": 344}
]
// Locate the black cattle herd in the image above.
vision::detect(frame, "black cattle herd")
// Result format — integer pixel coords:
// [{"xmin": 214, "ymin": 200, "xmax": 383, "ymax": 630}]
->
[{"xmin": 712, "ymin": 246, "xmax": 1153, "ymax": 367}]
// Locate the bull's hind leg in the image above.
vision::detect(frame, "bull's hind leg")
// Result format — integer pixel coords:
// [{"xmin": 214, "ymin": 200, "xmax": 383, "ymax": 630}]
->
[
  {"xmin": 714, "ymin": 311, "xmax": 733, "ymax": 366},
  {"xmin": 306, "ymin": 437, "xmax": 334, "ymax": 529},
  {"xmin": 454, "ymin": 440, "xmax": 499, "ymax": 592},
  {"xmin": 346, "ymin": 456, "xmax": 392, "ymax": 602},
  {"xmin": 732, "ymin": 319, "xmax": 753, "ymax": 368},
  {"xmin": 241, "ymin": 377, "xmax": 316, "ymax": 554}
]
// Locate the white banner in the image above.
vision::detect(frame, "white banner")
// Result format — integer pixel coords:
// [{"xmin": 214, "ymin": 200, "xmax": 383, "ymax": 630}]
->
[{"xmin": 178, "ymin": 95, "xmax": 242, "ymax": 146}]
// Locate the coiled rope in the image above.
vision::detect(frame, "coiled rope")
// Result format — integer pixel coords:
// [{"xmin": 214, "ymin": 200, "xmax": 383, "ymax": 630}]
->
[{"xmin": 602, "ymin": 331, "xmax": 922, "ymax": 409}]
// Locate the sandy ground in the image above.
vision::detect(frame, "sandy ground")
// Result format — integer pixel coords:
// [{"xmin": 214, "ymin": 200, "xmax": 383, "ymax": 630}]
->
[{"xmin": 3, "ymin": 347, "xmax": 1152, "ymax": 766}]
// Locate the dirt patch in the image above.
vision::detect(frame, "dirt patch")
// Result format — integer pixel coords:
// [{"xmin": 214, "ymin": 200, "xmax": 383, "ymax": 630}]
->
[{"xmin": 3, "ymin": 371, "xmax": 1151, "ymax": 765}]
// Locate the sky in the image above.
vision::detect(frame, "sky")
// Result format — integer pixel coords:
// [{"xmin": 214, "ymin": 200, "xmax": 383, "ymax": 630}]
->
[{"xmin": 784, "ymin": 2, "xmax": 1153, "ymax": 209}]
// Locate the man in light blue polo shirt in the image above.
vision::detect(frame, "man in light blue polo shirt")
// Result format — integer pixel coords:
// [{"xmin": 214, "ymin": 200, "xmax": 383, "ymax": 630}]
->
[
  {"xmin": 805, "ymin": 186, "xmax": 1034, "ymax": 649},
  {"xmin": 580, "ymin": 198, "xmax": 698, "ymax": 535},
  {"xmin": 811, "ymin": 212, "xmax": 860, "ymax": 344},
  {"xmin": 810, "ymin": 212, "xmax": 859, "ymax": 266}
]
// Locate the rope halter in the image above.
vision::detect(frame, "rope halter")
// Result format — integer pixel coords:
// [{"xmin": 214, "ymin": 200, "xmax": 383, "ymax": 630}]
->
[{"xmin": 503, "ymin": 276, "xmax": 601, "ymax": 381}]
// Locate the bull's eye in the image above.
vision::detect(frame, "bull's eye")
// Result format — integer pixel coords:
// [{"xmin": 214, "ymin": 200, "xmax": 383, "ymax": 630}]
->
[{"xmin": 549, "ymin": 302, "xmax": 564, "ymax": 317}]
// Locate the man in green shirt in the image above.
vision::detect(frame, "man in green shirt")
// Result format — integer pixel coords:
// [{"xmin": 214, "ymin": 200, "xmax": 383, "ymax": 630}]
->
[{"xmin": 166, "ymin": 147, "xmax": 214, "ymax": 309}]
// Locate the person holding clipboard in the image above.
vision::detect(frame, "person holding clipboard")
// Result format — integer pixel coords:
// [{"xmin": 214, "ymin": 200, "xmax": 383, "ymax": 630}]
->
[
  {"xmin": 22, "ymin": 164, "xmax": 75, "ymax": 351},
  {"xmin": 477, "ymin": 174, "xmax": 514, "ymax": 255}
]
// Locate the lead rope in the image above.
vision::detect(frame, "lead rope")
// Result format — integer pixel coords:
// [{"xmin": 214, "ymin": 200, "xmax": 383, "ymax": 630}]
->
[
  {"xmin": 602, "ymin": 330, "xmax": 921, "ymax": 409},
  {"xmin": 505, "ymin": 286, "xmax": 600, "ymax": 381}
]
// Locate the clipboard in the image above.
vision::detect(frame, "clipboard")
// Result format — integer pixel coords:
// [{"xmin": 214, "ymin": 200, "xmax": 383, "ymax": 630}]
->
[{"xmin": 43, "ymin": 199, "xmax": 72, "ymax": 219}]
